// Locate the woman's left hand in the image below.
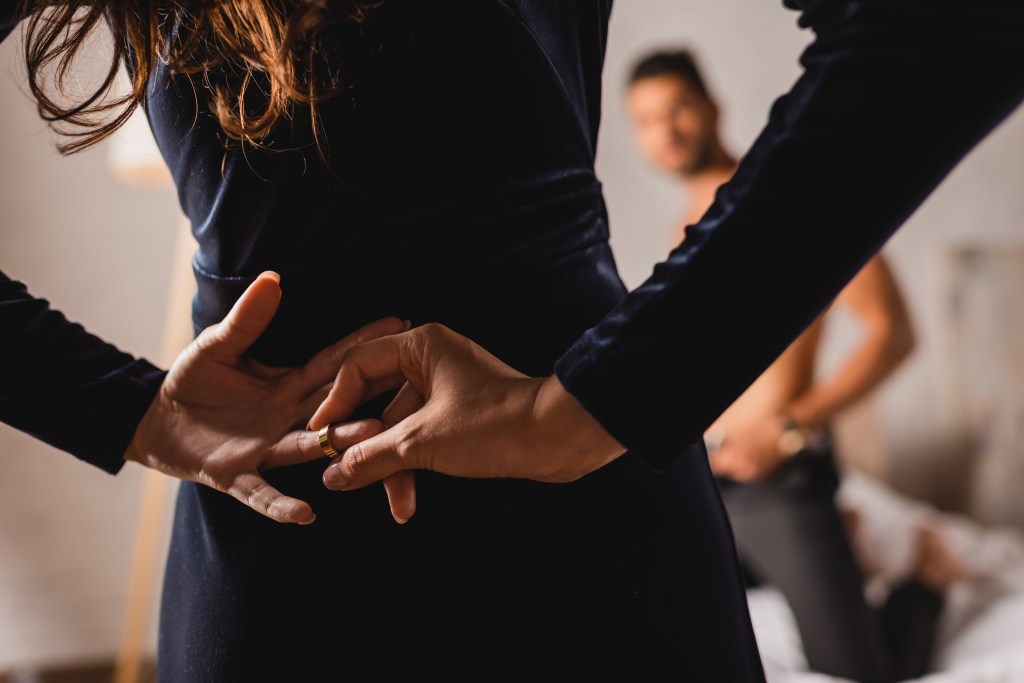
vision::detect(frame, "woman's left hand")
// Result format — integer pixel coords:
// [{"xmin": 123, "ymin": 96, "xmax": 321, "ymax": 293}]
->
[{"xmin": 125, "ymin": 272, "xmax": 414, "ymax": 525}]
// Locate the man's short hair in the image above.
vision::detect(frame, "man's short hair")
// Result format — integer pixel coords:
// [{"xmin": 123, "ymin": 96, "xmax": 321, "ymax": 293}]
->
[{"xmin": 628, "ymin": 50, "xmax": 709, "ymax": 99}]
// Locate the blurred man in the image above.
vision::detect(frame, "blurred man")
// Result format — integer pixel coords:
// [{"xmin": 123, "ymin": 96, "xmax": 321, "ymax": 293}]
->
[{"xmin": 627, "ymin": 50, "xmax": 940, "ymax": 683}]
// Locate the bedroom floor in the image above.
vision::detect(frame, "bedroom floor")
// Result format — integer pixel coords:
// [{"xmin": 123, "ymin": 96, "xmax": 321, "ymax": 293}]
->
[{"xmin": 0, "ymin": 661, "xmax": 155, "ymax": 683}]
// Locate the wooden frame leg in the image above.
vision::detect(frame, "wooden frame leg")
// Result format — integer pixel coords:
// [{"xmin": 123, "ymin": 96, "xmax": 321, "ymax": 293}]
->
[{"xmin": 114, "ymin": 217, "xmax": 196, "ymax": 683}]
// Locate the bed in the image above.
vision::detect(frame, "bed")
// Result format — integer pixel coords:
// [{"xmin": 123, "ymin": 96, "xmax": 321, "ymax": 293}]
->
[{"xmin": 747, "ymin": 472, "xmax": 1024, "ymax": 683}]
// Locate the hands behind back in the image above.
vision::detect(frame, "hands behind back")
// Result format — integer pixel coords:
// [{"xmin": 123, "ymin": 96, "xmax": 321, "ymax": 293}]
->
[
  {"xmin": 124, "ymin": 271, "xmax": 412, "ymax": 525},
  {"xmin": 309, "ymin": 322, "xmax": 627, "ymax": 521}
]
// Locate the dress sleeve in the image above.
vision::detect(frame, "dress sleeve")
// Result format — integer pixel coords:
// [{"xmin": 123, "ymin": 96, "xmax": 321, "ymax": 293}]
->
[
  {"xmin": 0, "ymin": 4, "xmax": 167, "ymax": 472},
  {"xmin": 554, "ymin": 0, "xmax": 1024, "ymax": 469},
  {"xmin": 0, "ymin": 272, "xmax": 167, "ymax": 474}
]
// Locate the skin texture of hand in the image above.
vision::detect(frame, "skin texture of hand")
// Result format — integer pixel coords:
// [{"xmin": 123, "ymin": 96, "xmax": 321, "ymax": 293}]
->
[
  {"xmin": 308, "ymin": 323, "xmax": 627, "ymax": 520},
  {"xmin": 124, "ymin": 271, "xmax": 412, "ymax": 525},
  {"xmin": 708, "ymin": 416, "xmax": 788, "ymax": 483}
]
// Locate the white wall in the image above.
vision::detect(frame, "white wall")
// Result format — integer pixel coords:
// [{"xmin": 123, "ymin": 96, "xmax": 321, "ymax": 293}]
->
[{"xmin": 0, "ymin": 29, "xmax": 180, "ymax": 669}]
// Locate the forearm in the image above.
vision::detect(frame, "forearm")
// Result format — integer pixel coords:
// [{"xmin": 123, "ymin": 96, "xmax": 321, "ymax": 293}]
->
[
  {"xmin": 555, "ymin": 0, "xmax": 1024, "ymax": 468},
  {"xmin": 0, "ymin": 271, "xmax": 167, "ymax": 473},
  {"xmin": 787, "ymin": 325, "xmax": 914, "ymax": 429}
]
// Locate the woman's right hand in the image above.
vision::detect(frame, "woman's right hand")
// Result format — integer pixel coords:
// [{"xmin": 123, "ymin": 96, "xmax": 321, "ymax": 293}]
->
[{"xmin": 124, "ymin": 271, "xmax": 411, "ymax": 525}]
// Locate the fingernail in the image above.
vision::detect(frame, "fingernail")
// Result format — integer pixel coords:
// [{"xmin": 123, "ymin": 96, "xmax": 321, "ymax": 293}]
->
[
  {"xmin": 323, "ymin": 462, "xmax": 350, "ymax": 490},
  {"xmin": 394, "ymin": 516, "xmax": 408, "ymax": 525},
  {"xmin": 258, "ymin": 270, "xmax": 280, "ymax": 283},
  {"xmin": 298, "ymin": 514, "xmax": 316, "ymax": 526}
]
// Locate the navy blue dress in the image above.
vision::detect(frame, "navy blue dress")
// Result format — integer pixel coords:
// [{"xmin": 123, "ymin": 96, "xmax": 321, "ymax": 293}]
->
[{"xmin": 2, "ymin": 0, "xmax": 1022, "ymax": 680}]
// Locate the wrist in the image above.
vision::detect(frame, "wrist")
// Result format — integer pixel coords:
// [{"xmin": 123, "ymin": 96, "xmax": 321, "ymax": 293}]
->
[
  {"xmin": 122, "ymin": 384, "xmax": 169, "ymax": 468},
  {"xmin": 776, "ymin": 414, "xmax": 823, "ymax": 458},
  {"xmin": 783, "ymin": 398, "xmax": 827, "ymax": 431},
  {"xmin": 533, "ymin": 375, "xmax": 626, "ymax": 479}
]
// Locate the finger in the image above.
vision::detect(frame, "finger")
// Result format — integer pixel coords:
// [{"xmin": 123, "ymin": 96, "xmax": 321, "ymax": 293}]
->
[
  {"xmin": 379, "ymin": 385, "xmax": 423, "ymax": 523},
  {"xmin": 226, "ymin": 471, "xmax": 315, "ymax": 525},
  {"xmin": 309, "ymin": 331, "xmax": 425, "ymax": 430},
  {"xmin": 295, "ymin": 384, "xmax": 332, "ymax": 429},
  {"xmin": 206, "ymin": 272, "xmax": 282, "ymax": 361},
  {"xmin": 381, "ymin": 382, "xmax": 425, "ymax": 428},
  {"xmin": 383, "ymin": 471, "xmax": 416, "ymax": 524},
  {"xmin": 323, "ymin": 410, "xmax": 434, "ymax": 491},
  {"xmin": 296, "ymin": 376, "xmax": 407, "ymax": 429},
  {"xmin": 265, "ymin": 419, "xmax": 386, "ymax": 470},
  {"xmin": 299, "ymin": 318, "xmax": 410, "ymax": 393}
]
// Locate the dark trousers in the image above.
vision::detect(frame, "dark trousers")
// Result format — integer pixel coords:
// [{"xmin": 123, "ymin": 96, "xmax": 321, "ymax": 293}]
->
[{"xmin": 718, "ymin": 446, "xmax": 942, "ymax": 683}]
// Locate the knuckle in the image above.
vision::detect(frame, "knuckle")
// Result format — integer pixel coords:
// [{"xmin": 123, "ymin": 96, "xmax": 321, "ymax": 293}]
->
[
  {"xmin": 393, "ymin": 423, "xmax": 421, "ymax": 464},
  {"xmin": 418, "ymin": 322, "xmax": 451, "ymax": 343},
  {"xmin": 292, "ymin": 430, "xmax": 308, "ymax": 458},
  {"xmin": 331, "ymin": 341, "xmax": 349, "ymax": 365},
  {"xmin": 345, "ymin": 442, "xmax": 367, "ymax": 476},
  {"xmin": 245, "ymin": 482, "xmax": 273, "ymax": 513},
  {"xmin": 199, "ymin": 456, "xmax": 231, "ymax": 488},
  {"xmin": 419, "ymin": 322, "xmax": 443, "ymax": 337},
  {"xmin": 193, "ymin": 325, "xmax": 221, "ymax": 351},
  {"xmin": 339, "ymin": 344, "xmax": 360, "ymax": 366}
]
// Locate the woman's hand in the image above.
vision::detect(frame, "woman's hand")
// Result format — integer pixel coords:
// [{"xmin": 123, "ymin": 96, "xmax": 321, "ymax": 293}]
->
[
  {"xmin": 124, "ymin": 271, "xmax": 411, "ymax": 525},
  {"xmin": 308, "ymin": 323, "xmax": 627, "ymax": 519}
]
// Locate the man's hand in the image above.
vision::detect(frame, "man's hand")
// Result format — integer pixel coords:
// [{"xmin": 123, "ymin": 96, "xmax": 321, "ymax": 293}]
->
[
  {"xmin": 124, "ymin": 271, "xmax": 410, "ymax": 525},
  {"xmin": 708, "ymin": 417, "xmax": 789, "ymax": 483},
  {"xmin": 308, "ymin": 323, "xmax": 627, "ymax": 520}
]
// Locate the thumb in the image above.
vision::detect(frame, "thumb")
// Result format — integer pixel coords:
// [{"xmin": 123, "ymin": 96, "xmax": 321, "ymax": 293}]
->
[{"xmin": 208, "ymin": 271, "xmax": 282, "ymax": 360}]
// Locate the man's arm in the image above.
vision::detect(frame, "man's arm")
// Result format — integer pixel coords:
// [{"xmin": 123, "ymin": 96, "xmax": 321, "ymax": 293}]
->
[
  {"xmin": 709, "ymin": 254, "xmax": 915, "ymax": 482},
  {"xmin": 787, "ymin": 255, "xmax": 915, "ymax": 429},
  {"xmin": 554, "ymin": 0, "xmax": 1024, "ymax": 469}
]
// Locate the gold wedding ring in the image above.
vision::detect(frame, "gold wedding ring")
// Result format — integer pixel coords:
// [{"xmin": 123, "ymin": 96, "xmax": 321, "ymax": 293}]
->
[{"xmin": 318, "ymin": 424, "xmax": 339, "ymax": 458}]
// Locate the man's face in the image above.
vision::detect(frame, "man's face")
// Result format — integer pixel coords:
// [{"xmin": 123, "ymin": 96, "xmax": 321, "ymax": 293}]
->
[{"xmin": 627, "ymin": 74, "xmax": 718, "ymax": 176}]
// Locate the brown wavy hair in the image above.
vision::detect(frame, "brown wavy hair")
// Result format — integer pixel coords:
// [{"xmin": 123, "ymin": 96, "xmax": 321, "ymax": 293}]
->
[{"xmin": 18, "ymin": 0, "xmax": 381, "ymax": 155}]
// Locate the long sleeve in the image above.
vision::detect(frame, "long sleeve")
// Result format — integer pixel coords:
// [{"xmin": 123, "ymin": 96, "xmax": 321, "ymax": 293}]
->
[
  {"xmin": 1, "ymin": 2, "xmax": 166, "ymax": 474},
  {"xmin": 0, "ymin": 273, "xmax": 167, "ymax": 473},
  {"xmin": 554, "ymin": 0, "xmax": 1024, "ymax": 469}
]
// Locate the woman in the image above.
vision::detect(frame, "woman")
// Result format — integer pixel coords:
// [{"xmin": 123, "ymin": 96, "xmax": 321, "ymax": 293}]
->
[
  {"xmin": 1, "ymin": 0, "xmax": 764, "ymax": 679},
  {"xmin": 3, "ymin": 0, "xmax": 1022, "ymax": 680}
]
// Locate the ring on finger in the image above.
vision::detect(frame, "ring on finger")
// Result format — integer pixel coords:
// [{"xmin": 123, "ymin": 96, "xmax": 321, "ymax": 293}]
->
[{"xmin": 318, "ymin": 424, "xmax": 339, "ymax": 458}]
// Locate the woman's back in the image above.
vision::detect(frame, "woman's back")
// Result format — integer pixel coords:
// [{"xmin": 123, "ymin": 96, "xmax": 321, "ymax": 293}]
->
[
  {"xmin": 146, "ymin": 1, "xmax": 617, "ymax": 360},
  {"xmin": 2, "ymin": 1, "xmax": 765, "ymax": 679},
  {"xmin": 149, "ymin": 3, "xmax": 763, "ymax": 680}
]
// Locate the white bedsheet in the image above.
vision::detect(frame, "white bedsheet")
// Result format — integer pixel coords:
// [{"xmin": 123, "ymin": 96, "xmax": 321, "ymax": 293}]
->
[{"xmin": 746, "ymin": 473, "xmax": 1024, "ymax": 683}]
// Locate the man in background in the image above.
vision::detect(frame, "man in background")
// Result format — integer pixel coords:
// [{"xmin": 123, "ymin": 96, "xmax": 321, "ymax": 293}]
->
[{"xmin": 627, "ymin": 50, "xmax": 943, "ymax": 682}]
